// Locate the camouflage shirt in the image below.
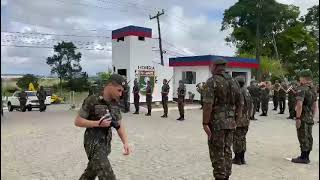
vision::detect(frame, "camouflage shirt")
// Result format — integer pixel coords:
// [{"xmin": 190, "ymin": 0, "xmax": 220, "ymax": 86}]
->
[
  {"xmin": 146, "ymin": 84, "xmax": 152, "ymax": 100},
  {"xmin": 260, "ymin": 88, "xmax": 270, "ymax": 101},
  {"xmin": 296, "ymin": 83, "xmax": 317, "ymax": 124},
  {"xmin": 203, "ymin": 73, "xmax": 242, "ymax": 130},
  {"xmin": 36, "ymin": 89, "xmax": 47, "ymax": 100},
  {"xmin": 78, "ymin": 95, "xmax": 122, "ymax": 156},
  {"xmin": 132, "ymin": 84, "xmax": 140, "ymax": 96},
  {"xmin": 161, "ymin": 84, "xmax": 170, "ymax": 99},
  {"xmin": 19, "ymin": 91, "xmax": 27, "ymax": 101},
  {"xmin": 177, "ymin": 85, "xmax": 186, "ymax": 99},
  {"xmin": 247, "ymin": 85, "xmax": 260, "ymax": 100},
  {"xmin": 237, "ymin": 87, "xmax": 252, "ymax": 127}
]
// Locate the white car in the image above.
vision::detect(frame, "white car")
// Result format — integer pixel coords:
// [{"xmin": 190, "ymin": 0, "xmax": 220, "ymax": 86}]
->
[{"xmin": 7, "ymin": 91, "xmax": 50, "ymax": 112}]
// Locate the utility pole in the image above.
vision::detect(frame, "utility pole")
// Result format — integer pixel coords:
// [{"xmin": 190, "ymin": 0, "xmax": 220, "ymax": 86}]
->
[
  {"xmin": 255, "ymin": 0, "xmax": 262, "ymax": 81},
  {"xmin": 150, "ymin": 9, "xmax": 165, "ymax": 66}
]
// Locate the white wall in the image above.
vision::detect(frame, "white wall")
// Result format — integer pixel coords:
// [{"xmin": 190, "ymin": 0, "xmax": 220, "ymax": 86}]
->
[
  {"xmin": 172, "ymin": 66, "xmax": 252, "ymax": 100},
  {"xmin": 173, "ymin": 66, "xmax": 210, "ymax": 100},
  {"xmin": 112, "ymin": 36, "xmax": 131, "ymax": 77}
]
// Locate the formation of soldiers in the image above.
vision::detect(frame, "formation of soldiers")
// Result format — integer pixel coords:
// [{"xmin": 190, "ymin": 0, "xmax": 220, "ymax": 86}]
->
[{"xmin": 73, "ymin": 60, "xmax": 317, "ymax": 180}]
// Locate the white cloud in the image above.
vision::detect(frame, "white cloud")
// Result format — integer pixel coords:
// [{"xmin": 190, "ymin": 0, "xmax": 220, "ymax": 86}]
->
[{"xmin": 1, "ymin": 0, "xmax": 318, "ymax": 76}]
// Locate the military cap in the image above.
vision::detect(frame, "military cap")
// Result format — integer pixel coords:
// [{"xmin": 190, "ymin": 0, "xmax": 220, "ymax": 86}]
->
[
  {"xmin": 213, "ymin": 58, "xmax": 228, "ymax": 65},
  {"xmin": 109, "ymin": 74, "xmax": 126, "ymax": 87},
  {"xmin": 299, "ymin": 69, "xmax": 312, "ymax": 78},
  {"xmin": 235, "ymin": 76, "xmax": 246, "ymax": 83}
]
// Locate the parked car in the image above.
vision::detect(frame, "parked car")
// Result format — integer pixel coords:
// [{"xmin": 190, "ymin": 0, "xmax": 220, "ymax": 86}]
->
[{"xmin": 7, "ymin": 91, "xmax": 46, "ymax": 112}]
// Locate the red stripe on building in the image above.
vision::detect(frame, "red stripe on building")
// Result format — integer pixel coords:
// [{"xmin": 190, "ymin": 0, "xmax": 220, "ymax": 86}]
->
[
  {"xmin": 112, "ymin": 31, "xmax": 152, "ymax": 39},
  {"xmin": 169, "ymin": 61, "xmax": 259, "ymax": 69}
]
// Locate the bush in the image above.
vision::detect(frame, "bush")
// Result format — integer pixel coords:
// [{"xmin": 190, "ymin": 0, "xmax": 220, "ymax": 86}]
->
[{"xmin": 16, "ymin": 74, "xmax": 39, "ymax": 90}]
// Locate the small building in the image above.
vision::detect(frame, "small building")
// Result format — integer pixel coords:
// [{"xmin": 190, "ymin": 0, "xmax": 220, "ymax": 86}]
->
[
  {"xmin": 169, "ymin": 55, "xmax": 259, "ymax": 100},
  {"xmin": 112, "ymin": 25, "xmax": 174, "ymax": 103}
]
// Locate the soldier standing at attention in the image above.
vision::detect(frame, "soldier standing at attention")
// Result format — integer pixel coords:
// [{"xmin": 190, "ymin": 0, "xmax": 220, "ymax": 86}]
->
[
  {"xmin": 196, "ymin": 82, "xmax": 205, "ymax": 109},
  {"xmin": 202, "ymin": 59, "xmax": 242, "ymax": 180},
  {"xmin": 132, "ymin": 79, "xmax": 140, "ymax": 114},
  {"xmin": 259, "ymin": 82, "xmax": 270, "ymax": 116},
  {"xmin": 161, "ymin": 79, "xmax": 170, "ymax": 118},
  {"xmin": 247, "ymin": 80, "xmax": 260, "ymax": 120},
  {"xmin": 145, "ymin": 81, "xmax": 152, "ymax": 116},
  {"xmin": 37, "ymin": 86, "xmax": 47, "ymax": 112},
  {"xmin": 291, "ymin": 70, "xmax": 317, "ymax": 164},
  {"xmin": 287, "ymin": 81, "xmax": 298, "ymax": 119},
  {"xmin": 122, "ymin": 78, "xmax": 130, "ymax": 113},
  {"xmin": 278, "ymin": 81, "xmax": 287, "ymax": 114},
  {"xmin": 177, "ymin": 80, "xmax": 186, "ymax": 121},
  {"xmin": 19, "ymin": 89, "xmax": 28, "ymax": 112},
  {"xmin": 273, "ymin": 80, "xmax": 280, "ymax": 111},
  {"xmin": 232, "ymin": 76, "xmax": 252, "ymax": 165},
  {"xmin": 74, "ymin": 74, "xmax": 131, "ymax": 179}
]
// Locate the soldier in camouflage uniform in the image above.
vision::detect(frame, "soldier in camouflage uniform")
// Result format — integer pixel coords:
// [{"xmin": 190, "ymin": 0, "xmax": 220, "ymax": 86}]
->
[
  {"xmin": 18, "ymin": 90, "xmax": 28, "ymax": 112},
  {"xmin": 132, "ymin": 79, "xmax": 140, "ymax": 114},
  {"xmin": 291, "ymin": 70, "xmax": 317, "ymax": 164},
  {"xmin": 259, "ymin": 82, "xmax": 270, "ymax": 116},
  {"xmin": 75, "ymin": 74, "xmax": 131, "ymax": 180},
  {"xmin": 278, "ymin": 82, "xmax": 287, "ymax": 114},
  {"xmin": 161, "ymin": 79, "xmax": 170, "ymax": 118},
  {"xmin": 202, "ymin": 59, "xmax": 242, "ymax": 180},
  {"xmin": 232, "ymin": 76, "xmax": 252, "ymax": 165},
  {"xmin": 122, "ymin": 78, "xmax": 130, "ymax": 113},
  {"xmin": 272, "ymin": 80, "xmax": 280, "ymax": 111},
  {"xmin": 145, "ymin": 81, "xmax": 152, "ymax": 116},
  {"xmin": 196, "ymin": 82, "xmax": 205, "ymax": 109},
  {"xmin": 247, "ymin": 80, "xmax": 260, "ymax": 120},
  {"xmin": 287, "ymin": 81, "xmax": 298, "ymax": 119},
  {"xmin": 36, "ymin": 86, "xmax": 47, "ymax": 112},
  {"xmin": 177, "ymin": 80, "xmax": 186, "ymax": 121}
]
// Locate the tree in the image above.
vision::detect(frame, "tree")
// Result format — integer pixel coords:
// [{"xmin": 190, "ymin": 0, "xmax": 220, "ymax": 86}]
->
[
  {"xmin": 69, "ymin": 72, "xmax": 89, "ymax": 92},
  {"xmin": 16, "ymin": 74, "xmax": 39, "ymax": 90},
  {"xmin": 46, "ymin": 41, "xmax": 82, "ymax": 95},
  {"xmin": 221, "ymin": 0, "xmax": 300, "ymax": 80}
]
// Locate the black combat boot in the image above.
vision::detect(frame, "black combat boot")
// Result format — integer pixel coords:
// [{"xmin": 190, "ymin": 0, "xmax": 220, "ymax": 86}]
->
[
  {"xmin": 291, "ymin": 151, "xmax": 310, "ymax": 164},
  {"xmin": 133, "ymin": 111, "xmax": 139, "ymax": 114},
  {"xmin": 180, "ymin": 115, "xmax": 185, "ymax": 121},
  {"xmin": 241, "ymin": 151, "xmax": 246, "ymax": 164},
  {"xmin": 232, "ymin": 153, "xmax": 242, "ymax": 165},
  {"xmin": 306, "ymin": 151, "xmax": 311, "ymax": 162},
  {"xmin": 161, "ymin": 114, "xmax": 167, "ymax": 118},
  {"xmin": 145, "ymin": 110, "xmax": 151, "ymax": 116}
]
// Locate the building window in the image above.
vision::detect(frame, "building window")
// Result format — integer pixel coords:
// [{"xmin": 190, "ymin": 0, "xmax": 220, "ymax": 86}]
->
[
  {"xmin": 117, "ymin": 37, "xmax": 124, "ymax": 42},
  {"xmin": 138, "ymin": 36, "xmax": 145, "ymax": 41},
  {"xmin": 182, "ymin": 71, "xmax": 196, "ymax": 84}
]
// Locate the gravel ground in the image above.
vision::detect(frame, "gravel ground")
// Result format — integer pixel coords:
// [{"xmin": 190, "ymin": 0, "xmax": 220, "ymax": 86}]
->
[{"xmin": 1, "ymin": 103, "xmax": 319, "ymax": 180}]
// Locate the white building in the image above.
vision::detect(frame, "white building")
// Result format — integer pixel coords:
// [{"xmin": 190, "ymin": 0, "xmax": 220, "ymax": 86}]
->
[
  {"xmin": 112, "ymin": 25, "xmax": 259, "ymax": 102},
  {"xmin": 112, "ymin": 25, "xmax": 174, "ymax": 103},
  {"xmin": 169, "ymin": 55, "xmax": 259, "ymax": 100}
]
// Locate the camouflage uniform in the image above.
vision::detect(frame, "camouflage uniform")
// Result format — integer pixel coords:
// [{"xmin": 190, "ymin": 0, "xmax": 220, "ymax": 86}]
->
[
  {"xmin": 287, "ymin": 82, "xmax": 297, "ymax": 119},
  {"xmin": 278, "ymin": 83, "xmax": 287, "ymax": 114},
  {"xmin": 247, "ymin": 81, "xmax": 260, "ymax": 120},
  {"xmin": 78, "ymin": 95, "xmax": 122, "ymax": 180},
  {"xmin": 177, "ymin": 81, "xmax": 186, "ymax": 120},
  {"xmin": 272, "ymin": 82, "xmax": 280, "ymax": 110},
  {"xmin": 203, "ymin": 63, "xmax": 242, "ymax": 179},
  {"xmin": 232, "ymin": 77, "xmax": 252, "ymax": 165},
  {"xmin": 37, "ymin": 86, "xmax": 47, "ymax": 112},
  {"xmin": 122, "ymin": 82, "xmax": 129, "ymax": 113},
  {"xmin": 161, "ymin": 81, "xmax": 170, "ymax": 117},
  {"xmin": 145, "ymin": 82, "xmax": 152, "ymax": 116},
  {"xmin": 19, "ymin": 90, "xmax": 27, "ymax": 112},
  {"xmin": 260, "ymin": 85, "xmax": 270, "ymax": 116},
  {"xmin": 132, "ymin": 80, "xmax": 140, "ymax": 114}
]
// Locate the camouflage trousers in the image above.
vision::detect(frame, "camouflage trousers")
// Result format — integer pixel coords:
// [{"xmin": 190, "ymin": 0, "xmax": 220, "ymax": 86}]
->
[
  {"xmin": 261, "ymin": 99, "xmax": 269, "ymax": 113},
  {"xmin": 252, "ymin": 99, "xmax": 259, "ymax": 117},
  {"xmin": 232, "ymin": 126, "xmax": 249, "ymax": 153},
  {"xmin": 208, "ymin": 129, "xmax": 233, "ymax": 179},
  {"xmin": 162, "ymin": 98, "xmax": 168, "ymax": 115},
  {"xmin": 278, "ymin": 97, "xmax": 286, "ymax": 113},
  {"xmin": 272, "ymin": 95, "xmax": 278, "ymax": 110},
  {"xmin": 297, "ymin": 122, "xmax": 313, "ymax": 152},
  {"xmin": 134, "ymin": 95, "xmax": 140, "ymax": 112},
  {"xmin": 80, "ymin": 143, "xmax": 116, "ymax": 180},
  {"xmin": 288, "ymin": 99, "xmax": 296, "ymax": 118},
  {"xmin": 177, "ymin": 98, "xmax": 184, "ymax": 116}
]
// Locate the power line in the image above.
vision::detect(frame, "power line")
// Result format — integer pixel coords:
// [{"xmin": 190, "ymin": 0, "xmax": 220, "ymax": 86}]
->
[
  {"xmin": 1, "ymin": 31, "xmax": 110, "ymax": 38},
  {"xmin": 1, "ymin": 44, "xmax": 111, "ymax": 51}
]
